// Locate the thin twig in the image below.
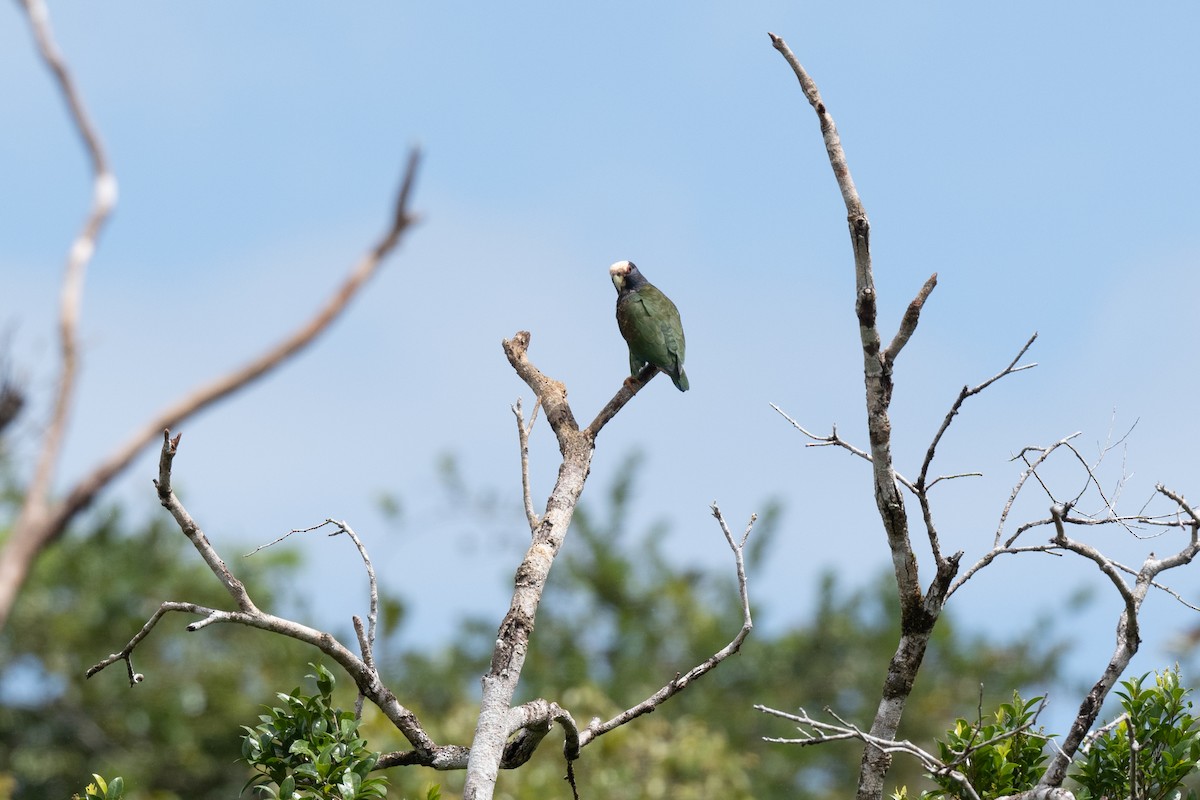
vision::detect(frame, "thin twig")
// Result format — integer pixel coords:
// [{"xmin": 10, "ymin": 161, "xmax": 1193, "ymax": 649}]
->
[
  {"xmin": 913, "ymin": 334, "xmax": 1038, "ymax": 565},
  {"xmin": 917, "ymin": 333, "xmax": 1038, "ymax": 496},
  {"xmin": 578, "ymin": 504, "xmax": 756, "ymax": 747},
  {"xmin": 512, "ymin": 398, "xmax": 541, "ymax": 532},
  {"xmin": 245, "ymin": 518, "xmax": 381, "ymax": 684},
  {"xmin": 770, "ymin": 405, "xmax": 918, "ymax": 492},
  {"xmin": 997, "ymin": 435, "xmax": 1081, "ymax": 547}
]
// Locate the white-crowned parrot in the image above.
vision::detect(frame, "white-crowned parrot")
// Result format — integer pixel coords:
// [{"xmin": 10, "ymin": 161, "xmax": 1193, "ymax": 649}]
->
[{"xmin": 609, "ymin": 260, "xmax": 689, "ymax": 392}]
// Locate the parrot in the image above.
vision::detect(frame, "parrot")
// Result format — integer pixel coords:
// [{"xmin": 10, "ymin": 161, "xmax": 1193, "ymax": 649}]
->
[{"xmin": 609, "ymin": 260, "xmax": 689, "ymax": 392}]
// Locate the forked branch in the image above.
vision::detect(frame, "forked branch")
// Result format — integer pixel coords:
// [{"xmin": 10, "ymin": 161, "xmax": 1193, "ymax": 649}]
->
[
  {"xmin": 770, "ymin": 32, "xmax": 936, "ymax": 800},
  {"xmin": 464, "ymin": 333, "xmax": 752, "ymax": 799},
  {"xmin": 1038, "ymin": 485, "xmax": 1200, "ymax": 788},
  {"xmin": 89, "ymin": 431, "xmax": 444, "ymax": 761}
]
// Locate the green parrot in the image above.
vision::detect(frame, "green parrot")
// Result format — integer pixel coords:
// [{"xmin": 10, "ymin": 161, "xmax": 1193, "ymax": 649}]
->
[{"xmin": 609, "ymin": 260, "xmax": 689, "ymax": 392}]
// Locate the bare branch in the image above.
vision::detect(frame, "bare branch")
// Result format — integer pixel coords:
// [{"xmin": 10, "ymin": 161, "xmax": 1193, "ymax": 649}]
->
[
  {"xmin": 1052, "ymin": 505, "xmax": 1137, "ymax": 610},
  {"xmin": 996, "ymin": 789, "xmax": 1076, "ymax": 800},
  {"xmin": 579, "ymin": 504, "xmax": 756, "ymax": 747},
  {"xmin": 502, "ymin": 332, "xmax": 579, "ymax": 443},
  {"xmin": 58, "ymin": 149, "xmax": 422, "ymax": 528},
  {"xmin": 770, "ymin": 33, "xmax": 931, "ymax": 800},
  {"xmin": 3, "ymin": 0, "xmax": 117, "ymax": 626},
  {"xmin": 954, "ymin": 459, "xmax": 1200, "ymax": 611},
  {"xmin": 584, "ymin": 363, "xmax": 659, "ymax": 438},
  {"xmin": 997, "ymin": 435, "xmax": 1080, "ymax": 546},
  {"xmin": 756, "ymin": 705, "xmax": 983, "ymax": 800},
  {"xmin": 883, "ymin": 273, "xmax": 938, "ymax": 364},
  {"xmin": 502, "ymin": 700, "xmax": 580, "ymax": 769},
  {"xmin": 327, "ymin": 521, "xmax": 380, "ymax": 683},
  {"xmin": 246, "ymin": 518, "xmax": 381, "ymax": 660},
  {"xmin": 912, "ymin": 334, "xmax": 1039, "ymax": 567},
  {"xmin": 1156, "ymin": 483, "xmax": 1199, "ymax": 531},
  {"xmin": 89, "ymin": 436, "xmax": 441, "ymax": 759},
  {"xmin": 153, "ymin": 430, "xmax": 258, "ymax": 613},
  {"xmin": 768, "ymin": 32, "xmax": 863, "ymax": 217},
  {"xmin": 949, "ymin": 542, "xmax": 1063, "ymax": 596},
  {"xmin": 770, "ymin": 405, "xmax": 917, "ymax": 492},
  {"xmin": 917, "ymin": 333, "xmax": 1039, "ymax": 498},
  {"xmin": 1080, "ymin": 712, "xmax": 1128, "ymax": 753},
  {"xmin": 1038, "ymin": 489, "xmax": 1200, "ymax": 788},
  {"xmin": 925, "ymin": 472, "xmax": 983, "ymax": 490},
  {"xmin": 0, "ymin": 148, "xmax": 423, "ymax": 630},
  {"xmin": 512, "ymin": 398, "xmax": 541, "ymax": 532},
  {"xmin": 245, "ymin": 517, "xmax": 381, "ymax": 715},
  {"xmin": 460, "ymin": 332, "xmax": 600, "ymax": 800}
]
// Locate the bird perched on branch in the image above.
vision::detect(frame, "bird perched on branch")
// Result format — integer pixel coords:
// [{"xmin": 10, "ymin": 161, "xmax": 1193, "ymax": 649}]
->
[{"xmin": 609, "ymin": 260, "xmax": 689, "ymax": 392}]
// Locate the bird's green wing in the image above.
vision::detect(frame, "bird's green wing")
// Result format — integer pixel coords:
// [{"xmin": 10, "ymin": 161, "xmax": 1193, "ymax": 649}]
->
[{"xmin": 628, "ymin": 287, "xmax": 685, "ymax": 377}]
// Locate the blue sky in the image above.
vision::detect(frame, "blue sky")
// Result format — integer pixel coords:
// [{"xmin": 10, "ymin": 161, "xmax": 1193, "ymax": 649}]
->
[{"xmin": 4, "ymin": 3, "xmax": 1200, "ymax": 731}]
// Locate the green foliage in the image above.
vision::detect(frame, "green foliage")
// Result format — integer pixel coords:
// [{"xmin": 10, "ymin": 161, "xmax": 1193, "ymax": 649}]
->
[
  {"xmin": 1071, "ymin": 667, "xmax": 1200, "ymax": 800},
  {"xmin": 901, "ymin": 670, "xmax": 1200, "ymax": 800},
  {"xmin": 241, "ymin": 664, "xmax": 388, "ymax": 800},
  {"xmin": 0, "ymin": 451, "xmax": 1075, "ymax": 800},
  {"xmin": 923, "ymin": 691, "xmax": 1052, "ymax": 799},
  {"xmin": 74, "ymin": 774, "xmax": 125, "ymax": 800}
]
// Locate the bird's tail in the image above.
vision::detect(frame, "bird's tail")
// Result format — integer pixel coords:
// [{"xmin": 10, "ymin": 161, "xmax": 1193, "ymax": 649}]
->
[{"xmin": 672, "ymin": 369, "xmax": 689, "ymax": 392}]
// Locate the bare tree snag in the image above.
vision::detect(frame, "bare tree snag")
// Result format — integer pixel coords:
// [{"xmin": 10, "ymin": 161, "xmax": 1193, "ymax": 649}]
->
[
  {"xmin": 463, "ymin": 334, "xmax": 751, "ymax": 799},
  {"xmin": 766, "ymin": 30, "xmax": 1199, "ymax": 800},
  {"xmin": 770, "ymin": 32, "xmax": 946, "ymax": 800}
]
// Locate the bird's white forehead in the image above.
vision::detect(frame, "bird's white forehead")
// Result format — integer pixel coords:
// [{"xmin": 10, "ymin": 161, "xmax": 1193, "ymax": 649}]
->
[{"xmin": 609, "ymin": 260, "xmax": 633, "ymax": 275}]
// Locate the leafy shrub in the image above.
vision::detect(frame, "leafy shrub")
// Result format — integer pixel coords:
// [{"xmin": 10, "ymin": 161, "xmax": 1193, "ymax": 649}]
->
[
  {"xmin": 1071, "ymin": 667, "xmax": 1200, "ymax": 800},
  {"xmin": 241, "ymin": 664, "xmax": 389, "ymax": 800},
  {"xmin": 924, "ymin": 691, "xmax": 1051, "ymax": 799}
]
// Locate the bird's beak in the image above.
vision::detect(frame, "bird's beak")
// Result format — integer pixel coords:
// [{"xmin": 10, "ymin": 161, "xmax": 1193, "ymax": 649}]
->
[{"xmin": 609, "ymin": 260, "xmax": 630, "ymax": 291}]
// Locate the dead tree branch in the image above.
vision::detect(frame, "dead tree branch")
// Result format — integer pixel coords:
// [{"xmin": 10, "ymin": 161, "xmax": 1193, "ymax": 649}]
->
[
  {"xmin": 578, "ymin": 504, "xmax": 756, "ymax": 746},
  {"xmin": 758, "ymin": 699, "xmax": 1069, "ymax": 800},
  {"xmin": 0, "ymin": 142, "xmax": 421, "ymax": 630},
  {"xmin": 244, "ymin": 517, "xmax": 381, "ymax": 715},
  {"xmin": 1038, "ymin": 487, "xmax": 1200, "ymax": 788},
  {"xmin": 756, "ymin": 706, "xmax": 986, "ymax": 800},
  {"xmin": 441, "ymin": 333, "xmax": 755, "ymax": 799},
  {"xmin": 767, "ymin": 29, "xmax": 1200, "ymax": 800},
  {"xmin": 770, "ymin": 31, "xmax": 950, "ymax": 800},
  {"xmin": 4, "ymin": 0, "xmax": 117, "ymax": 626},
  {"xmin": 912, "ymin": 334, "xmax": 1038, "ymax": 564},
  {"xmin": 88, "ymin": 431, "xmax": 450, "ymax": 764},
  {"xmin": 459, "ymin": 334, "xmax": 669, "ymax": 799},
  {"xmin": 512, "ymin": 398, "xmax": 542, "ymax": 532}
]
